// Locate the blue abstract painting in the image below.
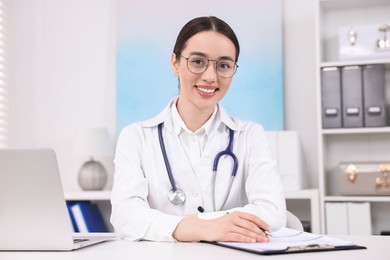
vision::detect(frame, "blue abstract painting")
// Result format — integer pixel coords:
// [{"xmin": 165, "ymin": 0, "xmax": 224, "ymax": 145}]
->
[{"xmin": 116, "ymin": 0, "xmax": 284, "ymax": 133}]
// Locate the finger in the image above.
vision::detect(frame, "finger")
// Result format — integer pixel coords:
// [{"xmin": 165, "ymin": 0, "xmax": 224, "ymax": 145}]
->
[
  {"xmin": 211, "ymin": 213, "xmax": 269, "ymax": 243},
  {"xmin": 224, "ymin": 211, "xmax": 263, "ymax": 233},
  {"xmin": 228, "ymin": 227, "xmax": 269, "ymax": 243},
  {"xmin": 229, "ymin": 218, "xmax": 269, "ymax": 242},
  {"xmin": 230, "ymin": 212, "xmax": 272, "ymax": 240},
  {"xmin": 237, "ymin": 212, "xmax": 271, "ymax": 231},
  {"xmin": 226, "ymin": 232, "xmax": 257, "ymax": 243},
  {"xmin": 232, "ymin": 215, "xmax": 263, "ymax": 235}
]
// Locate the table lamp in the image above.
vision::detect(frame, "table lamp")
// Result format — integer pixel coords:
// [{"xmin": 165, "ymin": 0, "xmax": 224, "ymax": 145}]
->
[{"xmin": 73, "ymin": 127, "xmax": 113, "ymax": 190}]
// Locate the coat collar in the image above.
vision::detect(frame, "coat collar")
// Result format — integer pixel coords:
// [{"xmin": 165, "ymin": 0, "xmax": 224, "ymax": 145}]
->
[{"xmin": 141, "ymin": 96, "xmax": 242, "ymax": 132}]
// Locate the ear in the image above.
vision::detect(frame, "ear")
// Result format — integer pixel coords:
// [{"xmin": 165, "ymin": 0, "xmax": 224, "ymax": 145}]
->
[{"xmin": 171, "ymin": 53, "xmax": 179, "ymax": 76}]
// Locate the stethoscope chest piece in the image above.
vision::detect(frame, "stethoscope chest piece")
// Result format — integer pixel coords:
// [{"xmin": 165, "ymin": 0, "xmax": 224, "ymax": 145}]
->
[{"xmin": 168, "ymin": 188, "xmax": 186, "ymax": 205}]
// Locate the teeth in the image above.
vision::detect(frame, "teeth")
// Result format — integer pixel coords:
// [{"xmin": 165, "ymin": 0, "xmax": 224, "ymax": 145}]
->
[{"xmin": 197, "ymin": 87, "xmax": 216, "ymax": 93}]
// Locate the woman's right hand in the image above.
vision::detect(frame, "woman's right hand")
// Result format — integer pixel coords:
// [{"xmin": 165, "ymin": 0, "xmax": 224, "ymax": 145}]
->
[{"xmin": 172, "ymin": 211, "xmax": 270, "ymax": 243}]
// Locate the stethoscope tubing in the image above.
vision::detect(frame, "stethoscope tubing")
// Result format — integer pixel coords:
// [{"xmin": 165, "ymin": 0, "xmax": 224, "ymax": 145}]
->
[
  {"xmin": 158, "ymin": 123, "xmax": 178, "ymax": 192},
  {"xmin": 212, "ymin": 128, "xmax": 238, "ymax": 210},
  {"xmin": 213, "ymin": 129, "xmax": 239, "ymax": 177},
  {"xmin": 158, "ymin": 123, "xmax": 238, "ymax": 211}
]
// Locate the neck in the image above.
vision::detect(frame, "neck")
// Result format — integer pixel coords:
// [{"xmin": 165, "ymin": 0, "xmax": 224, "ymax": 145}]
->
[{"xmin": 176, "ymin": 99, "xmax": 214, "ymax": 132}]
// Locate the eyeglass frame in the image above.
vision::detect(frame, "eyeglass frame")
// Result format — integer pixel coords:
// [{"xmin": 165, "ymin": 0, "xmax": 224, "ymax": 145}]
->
[{"xmin": 174, "ymin": 52, "xmax": 239, "ymax": 78}]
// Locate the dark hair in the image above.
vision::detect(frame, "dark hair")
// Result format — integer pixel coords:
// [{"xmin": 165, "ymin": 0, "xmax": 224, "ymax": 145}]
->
[{"xmin": 173, "ymin": 16, "xmax": 240, "ymax": 62}]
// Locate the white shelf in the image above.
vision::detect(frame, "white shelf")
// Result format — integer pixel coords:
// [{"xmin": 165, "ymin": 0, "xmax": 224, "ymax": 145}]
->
[
  {"xmin": 64, "ymin": 189, "xmax": 319, "ymax": 202},
  {"xmin": 64, "ymin": 190, "xmax": 111, "ymax": 201},
  {"xmin": 320, "ymin": 0, "xmax": 390, "ymax": 10},
  {"xmin": 322, "ymin": 127, "xmax": 390, "ymax": 135},
  {"xmin": 325, "ymin": 196, "xmax": 390, "ymax": 202},
  {"xmin": 63, "ymin": 189, "xmax": 321, "ymax": 231},
  {"xmin": 64, "ymin": 189, "xmax": 321, "ymax": 233},
  {"xmin": 64, "ymin": 190, "xmax": 319, "ymax": 201},
  {"xmin": 318, "ymin": 0, "xmax": 390, "ymax": 63},
  {"xmin": 320, "ymin": 59, "xmax": 390, "ymax": 68}
]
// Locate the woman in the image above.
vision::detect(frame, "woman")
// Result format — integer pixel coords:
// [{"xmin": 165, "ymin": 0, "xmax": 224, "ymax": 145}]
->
[{"xmin": 111, "ymin": 16, "xmax": 286, "ymax": 243}]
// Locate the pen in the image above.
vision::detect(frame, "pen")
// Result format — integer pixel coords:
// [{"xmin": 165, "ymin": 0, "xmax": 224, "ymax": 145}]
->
[{"xmin": 260, "ymin": 228, "xmax": 273, "ymax": 237}]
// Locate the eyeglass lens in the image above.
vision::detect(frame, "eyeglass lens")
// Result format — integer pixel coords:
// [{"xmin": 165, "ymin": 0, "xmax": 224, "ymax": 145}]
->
[{"xmin": 186, "ymin": 55, "xmax": 237, "ymax": 78}]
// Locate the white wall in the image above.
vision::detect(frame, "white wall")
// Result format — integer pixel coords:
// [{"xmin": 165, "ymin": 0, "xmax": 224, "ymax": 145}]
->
[
  {"xmin": 11, "ymin": 0, "xmax": 116, "ymax": 190},
  {"xmin": 283, "ymin": 0, "xmax": 319, "ymax": 187},
  {"xmin": 10, "ymin": 0, "xmax": 318, "ymax": 190}
]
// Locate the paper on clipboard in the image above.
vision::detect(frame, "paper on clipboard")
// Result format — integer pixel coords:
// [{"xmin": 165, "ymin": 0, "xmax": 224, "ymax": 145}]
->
[{"xmin": 216, "ymin": 228, "xmax": 362, "ymax": 253}]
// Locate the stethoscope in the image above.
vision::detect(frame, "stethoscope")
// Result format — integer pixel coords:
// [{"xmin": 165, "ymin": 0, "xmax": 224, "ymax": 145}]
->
[{"xmin": 158, "ymin": 123, "xmax": 239, "ymax": 212}]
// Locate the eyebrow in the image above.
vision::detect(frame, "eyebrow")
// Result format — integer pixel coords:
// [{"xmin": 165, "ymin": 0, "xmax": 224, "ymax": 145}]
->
[{"xmin": 188, "ymin": 51, "xmax": 235, "ymax": 62}]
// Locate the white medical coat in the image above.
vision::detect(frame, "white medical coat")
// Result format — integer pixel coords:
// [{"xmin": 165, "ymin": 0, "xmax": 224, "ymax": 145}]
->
[{"xmin": 110, "ymin": 98, "xmax": 287, "ymax": 242}]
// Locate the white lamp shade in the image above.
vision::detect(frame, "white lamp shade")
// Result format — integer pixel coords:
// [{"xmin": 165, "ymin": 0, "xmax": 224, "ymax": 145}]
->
[{"xmin": 73, "ymin": 127, "xmax": 113, "ymax": 157}]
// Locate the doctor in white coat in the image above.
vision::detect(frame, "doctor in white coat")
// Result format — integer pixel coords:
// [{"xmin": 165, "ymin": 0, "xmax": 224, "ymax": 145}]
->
[{"xmin": 111, "ymin": 16, "xmax": 286, "ymax": 243}]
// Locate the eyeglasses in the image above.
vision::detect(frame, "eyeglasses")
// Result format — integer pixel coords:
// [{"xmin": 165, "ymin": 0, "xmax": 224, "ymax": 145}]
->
[{"xmin": 176, "ymin": 53, "xmax": 238, "ymax": 78}]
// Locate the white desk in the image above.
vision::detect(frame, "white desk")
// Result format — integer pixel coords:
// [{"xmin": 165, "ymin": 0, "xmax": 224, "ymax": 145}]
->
[{"xmin": 0, "ymin": 235, "xmax": 388, "ymax": 260}]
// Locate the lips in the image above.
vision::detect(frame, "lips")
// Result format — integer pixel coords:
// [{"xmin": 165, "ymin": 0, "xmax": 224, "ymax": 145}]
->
[{"xmin": 195, "ymin": 85, "xmax": 218, "ymax": 97}]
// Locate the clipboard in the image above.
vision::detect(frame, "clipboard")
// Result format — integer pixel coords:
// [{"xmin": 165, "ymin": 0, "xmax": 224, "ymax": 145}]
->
[
  {"xmin": 204, "ymin": 241, "xmax": 366, "ymax": 255},
  {"xmin": 202, "ymin": 227, "xmax": 366, "ymax": 255}
]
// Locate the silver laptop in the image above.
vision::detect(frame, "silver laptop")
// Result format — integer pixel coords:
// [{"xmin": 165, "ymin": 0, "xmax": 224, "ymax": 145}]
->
[{"xmin": 0, "ymin": 149, "xmax": 116, "ymax": 251}]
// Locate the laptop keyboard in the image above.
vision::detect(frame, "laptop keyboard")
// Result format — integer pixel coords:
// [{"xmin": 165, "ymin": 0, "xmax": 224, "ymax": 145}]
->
[{"xmin": 74, "ymin": 238, "xmax": 89, "ymax": 243}]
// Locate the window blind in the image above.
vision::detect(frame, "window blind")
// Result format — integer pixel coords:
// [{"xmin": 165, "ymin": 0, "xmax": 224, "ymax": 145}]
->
[{"xmin": 0, "ymin": 0, "xmax": 9, "ymax": 148}]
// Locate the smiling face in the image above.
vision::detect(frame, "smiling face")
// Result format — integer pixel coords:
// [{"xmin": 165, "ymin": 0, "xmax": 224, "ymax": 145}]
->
[{"xmin": 171, "ymin": 30, "xmax": 237, "ymax": 116}]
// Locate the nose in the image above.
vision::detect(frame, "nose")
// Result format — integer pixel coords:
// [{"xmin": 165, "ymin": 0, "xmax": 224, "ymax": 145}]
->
[{"xmin": 202, "ymin": 62, "xmax": 218, "ymax": 82}]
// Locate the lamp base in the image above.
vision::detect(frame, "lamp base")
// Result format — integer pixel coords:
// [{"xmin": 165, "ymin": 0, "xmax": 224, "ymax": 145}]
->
[{"xmin": 78, "ymin": 160, "xmax": 107, "ymax": 191}]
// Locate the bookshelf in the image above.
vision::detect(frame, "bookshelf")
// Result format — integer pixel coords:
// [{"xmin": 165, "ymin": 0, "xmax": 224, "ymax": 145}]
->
[{"xmin": 316, "ymin": 0, "xmax": 390, "ymax": 235}]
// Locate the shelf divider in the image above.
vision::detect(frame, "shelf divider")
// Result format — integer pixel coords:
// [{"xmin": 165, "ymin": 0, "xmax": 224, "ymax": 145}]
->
[{"xmin": 64, "ymin": 190, "xmax": 112, "ymax": 201}]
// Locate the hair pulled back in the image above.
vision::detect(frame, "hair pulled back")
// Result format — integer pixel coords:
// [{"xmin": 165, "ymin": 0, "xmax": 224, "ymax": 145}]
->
[{"xmin": 173, "ymin": 16, "xmax": 240, "ymax": 62}]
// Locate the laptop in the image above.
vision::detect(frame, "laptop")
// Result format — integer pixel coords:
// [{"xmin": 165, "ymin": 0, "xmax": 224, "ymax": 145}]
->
[{"xmin": 0, "ymin": 149, "xmax": 116, "ymax": 251}]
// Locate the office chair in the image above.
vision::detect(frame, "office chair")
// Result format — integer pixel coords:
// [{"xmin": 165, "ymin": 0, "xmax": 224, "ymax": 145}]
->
[{"xmin": 286, "ymin": 211, "xmax": 304, "ymax": 231}]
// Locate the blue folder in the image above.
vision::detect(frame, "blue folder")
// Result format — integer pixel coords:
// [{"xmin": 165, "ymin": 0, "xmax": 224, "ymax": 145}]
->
[
  {"xmin": 68, "ymin": 201, "xmax": 108, "ymax": 233},
  {"xmin": 66, "ymin": 202, "xmax": 79, "ymax": 232}
]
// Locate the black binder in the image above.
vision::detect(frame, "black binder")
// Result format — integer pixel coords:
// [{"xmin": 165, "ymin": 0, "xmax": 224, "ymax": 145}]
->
[
  {"xmin": 321, "ymin": 67, "xmax": 342, "ymax": 128},
  {"xmin": 363, "ymin": 64, "xmax": 387, "ymax": 127},
  {"xmin": 342, "ymin": 66, "xmax": 364, "ymax": 128}
]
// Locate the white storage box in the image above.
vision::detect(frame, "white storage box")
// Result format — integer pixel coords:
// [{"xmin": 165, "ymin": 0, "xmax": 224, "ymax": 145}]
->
[
  {"xmin": 339, "ymin": 23, "xmax": 390, "ymax": 61},
  {"xmin": 266, "ymin": 131, "xmax": 306, "ymax": 191}
]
